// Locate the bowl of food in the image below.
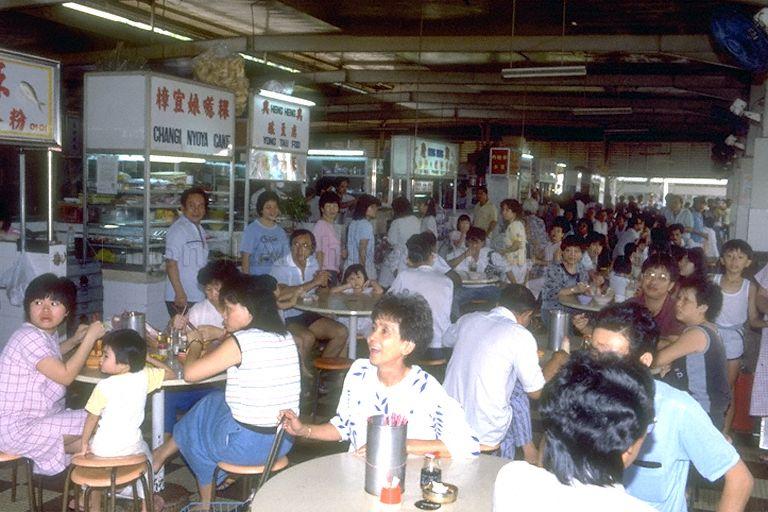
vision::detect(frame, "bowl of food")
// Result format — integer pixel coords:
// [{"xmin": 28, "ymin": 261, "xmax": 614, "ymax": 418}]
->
[
  {"xmin": 593, "ymin": 294, "xmax": 612, "ymax": 306},
  {"xmin": 577, "ymin": 294, "xmax": 593, "ymax": 305},
  {"xmin": 423, "ymin": 482, "xmax": 458, "ymax": 504}
]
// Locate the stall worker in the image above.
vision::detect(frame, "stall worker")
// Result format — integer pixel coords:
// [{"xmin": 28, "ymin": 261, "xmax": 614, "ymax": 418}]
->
[
  {"xmin": 165, "ymin": 187, "xmax": 210, "ymax": 316},
  {"xmin": 241, "ymin": 191, "xmax": 289, "ymax": 277}
]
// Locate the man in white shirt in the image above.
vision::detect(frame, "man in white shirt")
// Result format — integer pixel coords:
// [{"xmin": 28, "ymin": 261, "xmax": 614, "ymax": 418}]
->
[
  {"xmin": 613, "ymin": 215, "xmax": 645, "ymax": 259},
  {"xmin": 389, "ymin": 233, "xmax": 454, "ymax": 348},
  {"xmin": 270, "ymin": 229, "xmax": 348, "ymax": 376},
  {"xmin": 443, "ymin": 285, "xmax": 544, "ymax": 446}
]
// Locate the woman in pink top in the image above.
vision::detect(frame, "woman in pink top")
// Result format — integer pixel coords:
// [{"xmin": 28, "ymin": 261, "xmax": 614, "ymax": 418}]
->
[
  {"xmin": 0, "ymin": 274, "xmax": 105, "ymax": 475},
  {"xmin": 313, "ymin": 191, "xmax": 346, "ymax": 285}
]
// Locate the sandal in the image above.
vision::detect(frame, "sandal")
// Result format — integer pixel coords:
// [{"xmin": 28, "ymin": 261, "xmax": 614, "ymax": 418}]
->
[{"xmin": 68, "ymin": 498, "xmax": 85, "ymax": 512}]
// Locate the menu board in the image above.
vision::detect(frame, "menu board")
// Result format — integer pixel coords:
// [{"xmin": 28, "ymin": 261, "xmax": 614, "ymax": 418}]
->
[
  {"xmin": 150, "ymin": 76, "xmax": 234, "ymax": 157},
  {"xmin": 413, "ymin": 138, "xmax": 458, "ymax": 177},
  {"xmin": 250, "ymin": 93, "xmax": 310, "ymax": 155},
  {"xmin": 0, "ymin": 49, "xmax": 60, "ymax": 145},
  {"xmin": 248, "ymin": 149, "xmax": 307, "ymax": 181}
]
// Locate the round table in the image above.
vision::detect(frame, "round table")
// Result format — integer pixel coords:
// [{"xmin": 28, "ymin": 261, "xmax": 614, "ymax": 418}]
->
[
  {"xmin": 457, "ymin": 271, "xmax": 499, "ymax": 289},
  {"xmin": 559, "ymin": 294, "xmax": 614, "ymax": 313},
  {"xmin": 294, "ymin": 290, "xmax": 381, "ymax": 359},
  {"xmin": 75, "ymin": 358, "xmax": 226, "ymax": 491},
  {"xmin": 250, "ymin": 453, "xmax": 509, "ymax": 511}
]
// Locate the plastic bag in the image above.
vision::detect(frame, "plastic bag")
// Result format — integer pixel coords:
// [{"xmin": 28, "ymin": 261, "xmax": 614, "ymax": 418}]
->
[
  {"xmin": 0, "ymin": 253, "xmax": 36, "ymax": 306},
  {"xmin": 192, "ymin": 43, "xmax": 249, "ymax": 115}
]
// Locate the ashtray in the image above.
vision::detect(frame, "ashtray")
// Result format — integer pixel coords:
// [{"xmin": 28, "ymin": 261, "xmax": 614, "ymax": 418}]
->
[{"xmin": 423, "ymin": 482, "xmax": 458, "ymax": 504}]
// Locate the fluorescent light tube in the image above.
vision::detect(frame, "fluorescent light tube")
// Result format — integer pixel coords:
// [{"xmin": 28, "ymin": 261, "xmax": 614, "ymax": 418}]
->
[
  {"xmin": 239, "ymin": 53, "xmax": 301, "ymax": 74},
  {"xmin": 521, "ymin": 152, "xmax": 534, "ymax": 160},
  {"xmin": 150, "ymin": 155, "xmax": 206, "ymax": 164},
  {"xmin": 573, "ymin": 107, "xmax": 633, "ymax": 116},
  {"xmin": 556, "ymin": 162, "xmax": 567, "ymax": 168},
  {"xmin": 502, "ymin": 65, "xmax": 586, "ymax": 78},
  {"xmin": 62, "ymin": 2, "xmax": 192, "ymax": 41},
  {"xmin": 259, "ymin": 89, "xmax": 316, "ymax": 107},
  {"xmin": 308, "ymin": 149, "xmax": 365, "ymax": 157}
]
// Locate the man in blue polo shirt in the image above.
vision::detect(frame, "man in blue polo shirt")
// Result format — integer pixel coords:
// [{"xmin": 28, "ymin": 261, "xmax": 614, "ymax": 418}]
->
[{"xmin": 588, "ymin": 302, "xmax": 752, "ymax": 512}]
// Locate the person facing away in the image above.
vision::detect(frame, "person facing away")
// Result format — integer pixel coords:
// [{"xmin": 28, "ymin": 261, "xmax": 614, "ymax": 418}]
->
[
  {"xmin": 443, "ymin": 284, "xmax": 544, "ymax": 446},
  {"xmin": 588, "ymin": 301, "xmax": 752, "ymax": 512},
  {"xmin": 493, "ymin": 352, "xmax": 657, "ymax": 512},
  {"xmin": 389, "ymin": 233, "xmax": 454, "ymax": 348},
  {"xmin": 78, "ymin": 329, "xmax": 175, "ymax": 511}
]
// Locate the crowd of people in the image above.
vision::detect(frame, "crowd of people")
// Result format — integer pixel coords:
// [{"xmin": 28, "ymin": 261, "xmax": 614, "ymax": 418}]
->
[{"xmin": 0, "ymin": 181, "xmax": 766, "ymax": 511}]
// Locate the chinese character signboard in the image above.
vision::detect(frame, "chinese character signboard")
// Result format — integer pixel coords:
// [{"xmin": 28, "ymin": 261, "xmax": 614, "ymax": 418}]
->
[
  {"xmin": 150, "ymin": 76, "xmax": 234, "ymax": 157},
  {"xmin": 413, "ymin": 138, "xmax": 458, "ymax": 177},
  {"xmin": 490, "ymin": 147, "xmax": 511, "ymax": 175},
  {"xmin": 0, "ymin": 49, "xmax": 60, "ymax": 146}
]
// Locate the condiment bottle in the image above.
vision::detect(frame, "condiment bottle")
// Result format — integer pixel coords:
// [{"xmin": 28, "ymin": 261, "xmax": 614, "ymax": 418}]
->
[
  {"xmin": 420, "ymin": 453, "xmax": 441, "ymax": 489},
  {"xmin": 157, "ymin": 332, "xmax": 168, "ymax": 357}
]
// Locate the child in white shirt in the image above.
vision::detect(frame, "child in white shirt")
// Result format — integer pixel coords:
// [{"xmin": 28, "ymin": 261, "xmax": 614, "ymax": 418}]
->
[
  {"xmin": 79, "ymin": 329, "xmax": 173, "ymax": 511},
  {"xmin": 331, "ymin": 264, "xmax": 384, "ymax": 337}
]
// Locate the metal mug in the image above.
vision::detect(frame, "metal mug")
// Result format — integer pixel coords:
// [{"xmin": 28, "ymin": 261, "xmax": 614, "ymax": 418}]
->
[
  {"xmin": 121, "ymin": 311, "xmax": 146, "ymax": 339},
  {"xmin": 548, "ymin": 309, "xmax": 570, "ymax": 352}
]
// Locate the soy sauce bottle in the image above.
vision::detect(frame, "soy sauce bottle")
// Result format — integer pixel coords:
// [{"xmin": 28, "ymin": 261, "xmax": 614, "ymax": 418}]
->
[{"xmin": 420, "ymin": 453, "xmax": 441, "ymax": 489}]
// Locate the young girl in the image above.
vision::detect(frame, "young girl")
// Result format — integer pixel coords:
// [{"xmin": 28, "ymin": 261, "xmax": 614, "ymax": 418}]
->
[
  {"xmin": 331, "ymin": 264, "xmax": 383, "ymax": 337},
  {"xmin": 79, "ymin": 329, "xmax": 174, "ymax": 511},
  {"xmin": 419, "ymin": 197, "xmax": 438, "ymax": 238}
]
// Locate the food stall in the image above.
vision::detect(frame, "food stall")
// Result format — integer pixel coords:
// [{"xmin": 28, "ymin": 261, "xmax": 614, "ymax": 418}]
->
[
  {"xmin": 389, "ymin": 135, "xmax": 458, "ymax": 211},
  {"xmin": 81, "ymin": 71, "xmax": 235, "ymax": 327},
  {"xmin": 307, "ymin": 149, "xmax": 381, "ymax": 197},
  {"xmin": 241, "ymin": 89, "xmax": 311, "ymax": 235},
  {"xmin": 0, "ymin": 49, "xmax": 67, "ymax": 346}
]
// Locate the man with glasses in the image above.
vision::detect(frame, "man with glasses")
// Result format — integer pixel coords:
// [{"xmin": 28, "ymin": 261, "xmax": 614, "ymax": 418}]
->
[
  {"xmin": 589, "ymin": 302, "xmax": 752, "ymax": 512},
  {"xmin": 165, "ymin": 187, "xmax": 209, "ymax": 317},
  {"xmin": 270, "ymin": 229, "xmax": 348, "ymax": 377},
  {"xmin": 575, "ymin": 254, "xmax": 684, "ymax": 341}
]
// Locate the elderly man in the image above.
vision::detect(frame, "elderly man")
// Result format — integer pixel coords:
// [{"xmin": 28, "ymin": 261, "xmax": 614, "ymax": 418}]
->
[
  {"xmin": 587, "ymin": 302, "xmax": 753, "ymax": 512},
  {"xmin": 270, "ymin": 229, "xmax": 348, "ymax": 377}
]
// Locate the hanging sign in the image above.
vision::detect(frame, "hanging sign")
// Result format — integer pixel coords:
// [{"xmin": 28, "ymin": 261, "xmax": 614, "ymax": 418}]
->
[
  {"xmin": 413, "ymin": 138, "xmax": 458, "ymax": 177},
  {"xmin": 250, "ymin": 93, "xmax": 310, "ymax": 154},
  {"xmin": 490, "ymin": 147, "xmax": 511, "ymax": 175},
  {"xmin": 150, "ymin": 76, "xmax": 234, "ymax": 157},
  {"xmin": 0, "ymin": 49, "xmax": 60, "ymax": 146}
]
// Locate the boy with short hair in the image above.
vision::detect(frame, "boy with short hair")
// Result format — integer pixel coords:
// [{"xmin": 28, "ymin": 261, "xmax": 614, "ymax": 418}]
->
[
  {"xmin": 712, "ymin": 239, "xmax": 768, "ymax": 435},
  {"xmin": 654, "ymin": 278, "xmax": 730, "ymax": 429},
  {"xmin": 79, "ymin": 329, "xmax": 174, "ymax": 511}
]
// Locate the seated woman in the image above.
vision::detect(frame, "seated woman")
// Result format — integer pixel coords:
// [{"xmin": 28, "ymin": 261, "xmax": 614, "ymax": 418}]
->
[
  {"xmin": 540, "ymin": 235, "xmax": 603, "ymax": 326},
  {"xmin": 164, "ymin": 259, "xmax": 239, "ymax": 434},
  {"xmin": 281, "ymin": 293, "xmax": 479, "ymax": 458},
  {"xmin": 152, "ymin": 275, "xmax": 301, "ymax": 506},
  {"xmin": 493, "ymin": 352, "xmax": 656, "ymax": 511},
  {"xmin": 0, "ymin": 273, "xmax": 105, "ymax": 475}
]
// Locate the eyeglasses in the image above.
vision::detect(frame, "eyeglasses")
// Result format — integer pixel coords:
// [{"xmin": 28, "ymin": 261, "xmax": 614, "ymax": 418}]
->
[{"xmin": 643, "ymin": 271, "xmax": 670, "ymax": 281}]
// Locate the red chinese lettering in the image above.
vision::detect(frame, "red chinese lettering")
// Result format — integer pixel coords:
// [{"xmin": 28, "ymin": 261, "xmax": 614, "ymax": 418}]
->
[
  {"xmin": 203, "ymin": 96, "xmax": 215, "ymax": 118},
  {"xmin": 173, "ymin": 89, "xmax": 185, "ymax": 113},
  {"xmin": 155, "ymin": 86, "xmax": 169, "ymax": 111},
  {"xmin": 262, "ymin": 100, "xmax": 270, "ymax": 114},
  {"xmin": 187, "ymin": 93, "xmax": 201, "ymax": 116},
  {"xmin": 0, "ymin": 62, "xmax": 9, "ymax": 97},
  {"xmin": 296, "ymin": 108, "xmax": 303, "ymax": 121},
  {"xmin": 218, "ymin": 99, "xmax": 230, "ymax": 120},
  {"xmin": 9, "ymin": 108, "xmax": 26, "ymax": 130},
  {"xmin": 280, "ymin": 122, "xmax": 286, "ymax": 137},
  {"xmin": 267, "ymin": 121, "xmax": 275, "ymax": 135},
  {"xmin": 291, "ymin": 125, "xmax": 297, "ymax": 138}
]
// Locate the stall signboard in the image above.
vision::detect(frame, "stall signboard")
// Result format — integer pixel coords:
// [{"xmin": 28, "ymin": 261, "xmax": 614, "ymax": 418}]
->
[
  {"xmin": 250, "ymin": 93, "xmax": 310, "ymax": 155},
  {"xmin": 490, "ymin": 147, "xmax": 511, "ymax": 175},
  {"xmin": 150, "ymin": 76, "xmax": 234, "ymax": 157},
  {"xmin": 0, "ymin": 49, "xmax": 60, "ymax": 146},
  {"xmin": 413, "ymin": 138, "xmax": 458, "ymax": 177}
]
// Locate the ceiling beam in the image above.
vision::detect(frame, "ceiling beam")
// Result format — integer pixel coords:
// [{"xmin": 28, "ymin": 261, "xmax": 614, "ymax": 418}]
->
[
  {"xmin": 301, "ymin": 70, "xmax": 747, "ymax": 88},
  {"xmin": 252, "ymin": 34, "xmax": 718, "ymax": 54}
]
